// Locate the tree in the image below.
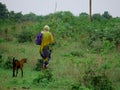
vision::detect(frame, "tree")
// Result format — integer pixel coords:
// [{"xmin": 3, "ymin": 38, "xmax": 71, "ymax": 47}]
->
[
  {"xmin": 102, "ymin": 11, "xmax": 112, "ymax": 19},
  {"xmin": 14, "ymin": 12, "xmax": 23, "ymax": 22},
  {"xmin": 9, "ymin": 11, "xmax": 15, "ymax": 20},
  {"xmin": 92, "ymin": 13, "xmax": 102, "ymax": 21},
  {"xmin": 0, "ymin": 2, "xmax": 9, "ymax": 19},
  {"xmin": 22, "ymin": 12, "xmax": 37, "ymax": 21}
]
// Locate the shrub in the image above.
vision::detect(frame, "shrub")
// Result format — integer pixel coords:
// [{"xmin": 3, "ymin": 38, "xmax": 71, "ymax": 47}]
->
[
  {"xmin": 0, "ymin": 49, "xmax": 6, "ymax": 67},
  {"xmin": 3, "ymin": 56, "xmax": 13, "ymax": 69},
  {"xmin": 100, "ymin": 38, "xmax": 115, "ymax": 55},
  {"xmin": 17, "ymin": 30, "xmax": 33, "ymax": 43},
  {"xmin": 82, "ymin": 69, "xmax": 114, "ymax": 90},
  {"xmin": 0, "ymin": 38, "xmax": 5, "ymax": 43},
  {"xmin": 70, "ymin": 50, "xmax": 84, "ymax": 57},
  {"xmin": 71, "ymin": 83, "xmax": 89, "ymax": 90},
  {"xmin": 34, "ymin": 59, "xmax": 44, "ymax": 71},
  {"xmin": 88, "ymin": 23, "xmax": 120, "ymax": 53},
  {"xmin": 72, "ymin": 57, "xmax": 115, "ymax": 90},
  {"xmin": 33, "ymin": 69, "xmax": 53, "ymax": 87},
  {"xmin": 104, "ymin": 25, "xmax": 120, "ymax": 45}
]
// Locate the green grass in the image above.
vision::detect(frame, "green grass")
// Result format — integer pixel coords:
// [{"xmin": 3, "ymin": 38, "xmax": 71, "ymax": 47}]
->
[
  {"xmin": 0, "ymin": 41, "xmax": 120, "ymax": 90},
  {"xmin": 0, "ymin": 41, "xmax": 76, "ymax": 90}
]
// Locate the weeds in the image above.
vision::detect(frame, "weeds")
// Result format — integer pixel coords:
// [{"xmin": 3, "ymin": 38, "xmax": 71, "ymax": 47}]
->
[
  {"xmin": 70, "ymin": 50, "xmax": 84, "ymax": 57},
  {"xmin": 3, "ymin": 56, "xmax": 13, "ymax": 69},
  {"xmin": 34, "ymin": 59, "xmax": 44, "ymax": 71},
  {"xmin": 33, "ymin": 69, "xmax": 53, "ymax": 87}
]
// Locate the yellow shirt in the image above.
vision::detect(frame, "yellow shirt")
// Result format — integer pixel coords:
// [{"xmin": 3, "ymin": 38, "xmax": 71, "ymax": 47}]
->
[{"xmin": 40, "ymin": 31, "xmax": 54, "ymax": 53}]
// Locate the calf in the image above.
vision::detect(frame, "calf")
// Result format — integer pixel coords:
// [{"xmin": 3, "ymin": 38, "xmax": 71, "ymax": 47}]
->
[{"xmin": 13, "ymin": 57, "xmax": 27, "ymax": 77}]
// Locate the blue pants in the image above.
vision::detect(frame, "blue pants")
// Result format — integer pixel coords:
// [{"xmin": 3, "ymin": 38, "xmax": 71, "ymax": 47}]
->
[{"xmin": 40, "ymin": 46, "xmax": 51, "ymax": 66}]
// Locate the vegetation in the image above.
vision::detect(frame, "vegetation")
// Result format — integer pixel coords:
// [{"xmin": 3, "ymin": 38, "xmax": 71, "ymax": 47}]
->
[{"xmin": 0, "ymin": 2, "xmax": 120, "ymax": 90}]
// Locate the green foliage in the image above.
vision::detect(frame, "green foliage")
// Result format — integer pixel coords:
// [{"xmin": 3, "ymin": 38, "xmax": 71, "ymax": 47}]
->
[
  {"xmin": 88, "ymin": 19, "xmax": 120, "ymax": 53},
  {"xmin": 0, "ymin": 48, "xmax": 7, "ymax": 68},
  {"xmin": 10, "ymin": 79, "xmax": 18, "ymax": 84},
  {"xmin": 0, "ymin": 3, "xmax": 120, "ymax": 89},
  {"xmin": 70, "ymin": 50, "xmax": 84, "ymax": 57},
  {"xmin": 13, "ymin": 12, "xmax": 23, "ymax": 22},
  {"xmin": 0, "ymin": 55, "xmax": 13, "ymax": 69},
  {"xmin": 33, "ymin": 69, "xmax": 53, "ymax": 87},
  {"xmin": 22, "ymin": 12, "xmax": 38, "ymax": 22},
  {"xmin": 92, "ymin": 13, "xmax": 103, "ymax": 21},
  {"xmin": 102, "ymin": 11, "xmax": 112, "ymax": 20},
  {"xmin": 0, "ymin": 2, "xmax": 9, "ymax": 19},
  {"xmin": 17, "ymin": 29, "xmax": 33, "ymax": 43},
  {"xmin": 0, "ymin": 38, "xmax": 5, "ymax": 43},
  {"xmin": 73, "ymin": 57, "xmax": 115, "ymax": 90},
  {"xmin": 104, "ymin": 24, "xmax": 120, "ymax": 44},
  {"xmin": 83, "ymin": 71, "xmax": 114, "ymax": 90},
  {"xmin": 3, "ymin": 56, "xmax": 13, "ymax": 69},
  {"xmin": 34, "ymin": 59, "xmax": 44, "ymax": 71},
  {"xmin": 71, "ymin": 83, "xmax": 90, "ymax": 90},
  {"xmin": 100, "ymin": 38, "xmax": 115, "ymax": 55}
]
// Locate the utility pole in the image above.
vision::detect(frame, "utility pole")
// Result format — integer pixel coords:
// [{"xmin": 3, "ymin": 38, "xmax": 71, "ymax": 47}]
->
[{"xmin": 89, "ymin": 0, "xmax": 92, "ymax": 22}]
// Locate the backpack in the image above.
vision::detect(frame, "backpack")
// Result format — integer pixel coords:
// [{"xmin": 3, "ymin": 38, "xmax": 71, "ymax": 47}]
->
[{"xmin": 35, "ymin": 32, "xmax": 43, "ymax": 45}]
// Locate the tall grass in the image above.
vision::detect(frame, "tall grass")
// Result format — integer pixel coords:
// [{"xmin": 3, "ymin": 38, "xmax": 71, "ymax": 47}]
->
[{"xmin": 0, "ymin": 35, "xmax": 120, "ymax": 90}]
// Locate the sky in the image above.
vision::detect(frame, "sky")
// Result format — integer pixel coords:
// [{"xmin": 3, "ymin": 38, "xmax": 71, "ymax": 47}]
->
[{"xmin": 0, "ymin": 0, "xmax": 120, "ymax": 17}]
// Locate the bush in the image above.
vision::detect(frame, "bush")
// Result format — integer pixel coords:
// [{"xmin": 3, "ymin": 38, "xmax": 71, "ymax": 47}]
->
[
  {"xmin": 88, "ymin": 26, "xmax": 118, "ymax": 53},
  {"xmin": 82, "ymin": 69, "xmax": 114, "ymax": 90},
  {"xmin": 0, "ymin": 38, "xmax": 5, "ymax": 43},
  {"xmin": 71, "ymin": 83, "xmax": 90, "ymax": 90},
  {"xmin": 17, "ymin": 30, "xmax": 33, "ymax": 43},
  {"xmin": 70, "ymin": 50, "xmax": 84, "ymax": 57},
  {"xmin": 33, "ymin": 69, "xmax": 53, "ymax": 87},
  {"xmin": 3, "ymin": 56, "xmax": 13, "ymax": 69},
  {"xmin": 100, "ymin": 38, "xmax": 115, "ymax": 55},
  {"xmin": 34, "ymin": 59, "xmax": 44, "ymax": 71},
  {"xmin": 0, "ymin": 49, "xmax": 6, "ymax": 67},
  {"xmin": 104, "ymin": 25, "xmax": 120, "ymax": 45},
  {"xmin": 71, "ymin": 57, "xmax": 115, "ymax": 90}
]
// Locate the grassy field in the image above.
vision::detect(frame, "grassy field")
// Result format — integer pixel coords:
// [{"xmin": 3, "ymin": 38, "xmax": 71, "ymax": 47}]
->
[
  {"xmin": 0, "ymin": 5, "xmax": 120, "ymax": 89},
  {"xmin": 0, "ymin": 40, "xmax": 120, "ymax": 90}
]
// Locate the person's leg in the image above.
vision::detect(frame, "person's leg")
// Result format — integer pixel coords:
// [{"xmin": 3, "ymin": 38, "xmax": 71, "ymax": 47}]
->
[
  {"xmin": 41, "ymin": 46, "xmax": 52, "ymax": 68},
  {"xmin": 43, "ymin": 57, "xmax": 48, "ymax": 69},
  {"xmin": 40, "ymin": 50, "xmax": 46, "ymax": 69},
  {"xmin": 47, "ymin": 50, "xmax": 51, "ymax": 66}
]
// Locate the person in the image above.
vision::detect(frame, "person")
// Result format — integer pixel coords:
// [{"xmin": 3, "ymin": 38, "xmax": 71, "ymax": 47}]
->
[{"xmin": 38, "ymin": 25, "xmax": 54, "ymax": 69}]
